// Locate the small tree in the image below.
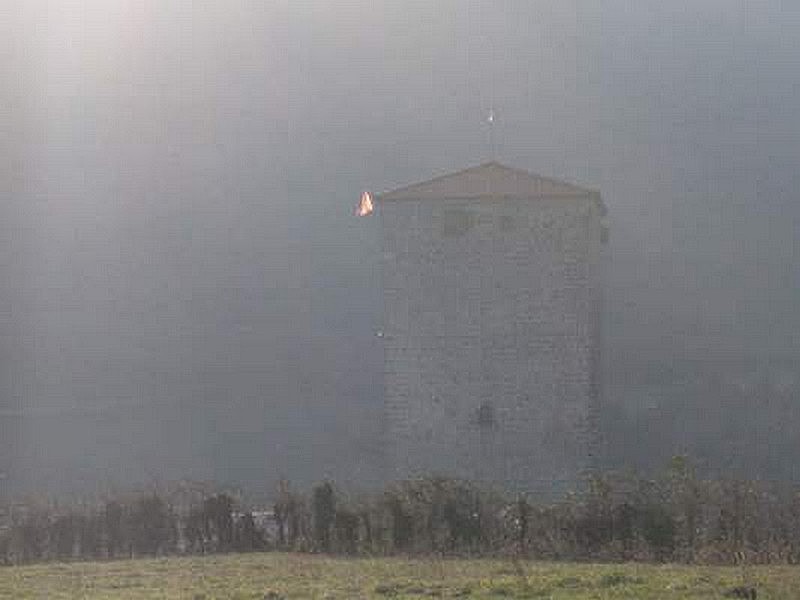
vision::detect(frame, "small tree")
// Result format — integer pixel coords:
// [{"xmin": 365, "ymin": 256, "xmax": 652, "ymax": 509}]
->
[
  {"xmin": 78, "ymin": 514, "xmax": 103, "ymax": 559},
  {"xmin": 312, "ymin": 482, "xmax": 336, "ymax": 553},
  {"xmin": 184, "ymin": 507, "xmax": 207, "ymax": 554},
  {"xmin": 131, "ymin": 494, "xmax": 174, "ymax": 557},
  {"xmin": 104, "ymin": 501, "xmax": 125, "ymax": 559},
  {"xmin": 334, "ymin": 508, "xmax": 359, "ymax": 555},
  {"xmin": 202, "ymin": 494, "xmax": 235, "ymax": 552},
  {"xmin": 234, "ymin": 512, "xmax": 264, "ymax": 552},
  {"xmin": 385, "ymin": 492, "xmax": 413, "ymax": 552},
  {"xmin": 51, "ymin": 514, "xmax": 77, "ymax": 560},
  {"xmin": 516, "ymin": 495, "xmax": 530, "ymax": 556},
  {"xmin": 273, "ymin": 479, "xmax": 296, "ymax": 549}
]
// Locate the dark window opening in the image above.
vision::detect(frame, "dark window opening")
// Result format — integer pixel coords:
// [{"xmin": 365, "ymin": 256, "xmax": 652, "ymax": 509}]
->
[
  {"xmin": 499, "ymin": 215, "xmax": 515, "ymax": 231},
  {"xmin": 443, "ymin": 209, "xmax": 474, "ymax": 237},
  {"xmin": 476, "ymin": 403, "xmax": 496, "ymax": 429}
]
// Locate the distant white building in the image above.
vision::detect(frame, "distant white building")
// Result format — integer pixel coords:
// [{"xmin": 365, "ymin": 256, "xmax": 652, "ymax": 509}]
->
[{"xmin": 377, "ymin": 162, "xmax": 607, "ymax": 495}]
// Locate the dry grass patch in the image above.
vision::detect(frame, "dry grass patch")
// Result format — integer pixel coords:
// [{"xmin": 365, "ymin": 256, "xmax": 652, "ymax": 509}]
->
[{"xmin": 1, "ymin": 554, "xmax": 799, "ymax": 599}]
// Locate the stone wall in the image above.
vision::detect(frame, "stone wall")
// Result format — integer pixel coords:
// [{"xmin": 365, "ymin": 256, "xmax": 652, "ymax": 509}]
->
[{"xmin": 381, "ymin": 193, "xmax": 604, "ymax": 495}]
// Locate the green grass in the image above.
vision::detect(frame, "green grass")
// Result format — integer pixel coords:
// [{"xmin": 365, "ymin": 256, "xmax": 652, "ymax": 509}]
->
[{"xmin": 0, "ymin": 553, "xmax": 796, "ymax": 599}]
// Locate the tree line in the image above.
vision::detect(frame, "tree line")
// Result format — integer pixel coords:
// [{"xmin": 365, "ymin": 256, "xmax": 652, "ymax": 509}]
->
[{"xmin": 3, "ymin": 458, "xmax": 800, "ymax": 566}]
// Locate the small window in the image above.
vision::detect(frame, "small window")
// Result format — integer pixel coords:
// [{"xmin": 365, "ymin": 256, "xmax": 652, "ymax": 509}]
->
[
  {"xmin": 476, "ymin": 403, "xmax": 496, "ymax": 429},
  {"xmin": 499, "ymin": 215, "xmax": 515, "ymax": 232},
  {"xmin": 443, "ymin": 209, "xmax": 474, "ymax": 237}
]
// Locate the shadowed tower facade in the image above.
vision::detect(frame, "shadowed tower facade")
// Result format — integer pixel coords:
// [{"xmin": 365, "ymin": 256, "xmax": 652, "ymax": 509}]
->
[{"xmin": 378, "ymin": 162, "xmax": 607, "ymax": 495}]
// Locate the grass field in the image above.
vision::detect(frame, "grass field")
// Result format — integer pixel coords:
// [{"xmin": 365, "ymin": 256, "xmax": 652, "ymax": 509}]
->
[{"xmin": 1, "ymin": 553, "xmax": 797, "ymax": 599}]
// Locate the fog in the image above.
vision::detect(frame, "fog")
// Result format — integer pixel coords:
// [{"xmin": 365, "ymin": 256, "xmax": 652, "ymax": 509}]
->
[{"xmin": 2, "ymin": 1, "xmax": 798, "ymax": 497}]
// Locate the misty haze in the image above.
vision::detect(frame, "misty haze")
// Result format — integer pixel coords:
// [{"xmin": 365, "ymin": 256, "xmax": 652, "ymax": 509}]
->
[{"xmin": 3, "ymin": 0, "xmax": 799, "ymax": 507}]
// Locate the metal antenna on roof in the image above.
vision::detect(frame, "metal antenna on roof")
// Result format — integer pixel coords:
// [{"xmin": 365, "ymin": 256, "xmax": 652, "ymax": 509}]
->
[{"xmin": 487, "ymin": 105, "xmax": 497, "ymax": 160}]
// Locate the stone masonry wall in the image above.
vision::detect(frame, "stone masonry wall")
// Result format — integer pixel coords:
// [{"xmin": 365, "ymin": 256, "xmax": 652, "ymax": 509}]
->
[{"xmin": 381, "ymin": 194, "xmax": 603, "ymax": 496}]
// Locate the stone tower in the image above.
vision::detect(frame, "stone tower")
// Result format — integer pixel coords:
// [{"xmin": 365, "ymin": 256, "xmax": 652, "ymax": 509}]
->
[{"xmin": 377, "ymin": 162, "xmax": 606, "ymax": 495}]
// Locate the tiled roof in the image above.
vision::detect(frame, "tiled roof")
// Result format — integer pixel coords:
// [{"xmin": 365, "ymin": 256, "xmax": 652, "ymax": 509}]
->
[{"xmin": 378, "ymin": 162, "xmax": 597, "ymax": 201}]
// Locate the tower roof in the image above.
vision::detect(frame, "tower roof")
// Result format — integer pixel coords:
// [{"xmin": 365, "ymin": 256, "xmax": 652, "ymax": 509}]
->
[{"xmin": 377, "ymin": 162, "xmax": 598, "ymax": 202}]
